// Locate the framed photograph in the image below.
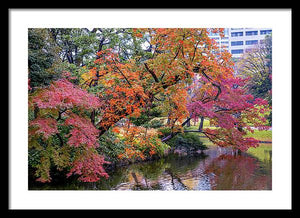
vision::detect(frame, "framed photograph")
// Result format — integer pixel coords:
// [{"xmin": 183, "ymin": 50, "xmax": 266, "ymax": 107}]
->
[{"xmin": 9, "ymin": 8, "xmax": 292, "ymax": 210}]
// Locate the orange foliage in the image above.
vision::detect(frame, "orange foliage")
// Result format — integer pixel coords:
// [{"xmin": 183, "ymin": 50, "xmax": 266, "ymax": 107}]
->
[{"xmin": 80, "ymin": 27, "xmax": 235, "ymax": 152}]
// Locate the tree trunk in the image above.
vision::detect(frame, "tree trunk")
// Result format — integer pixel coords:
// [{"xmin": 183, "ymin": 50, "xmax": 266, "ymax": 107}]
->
[
  {"xmin": 161, "ymin": 116, "xmax": 192, "ymax": 142},
  {"xmin": 186, "ymin": 119, "xmax": 191, "ymax": 127},
  {"xmin": 198, "ymin": 116, "xmax": 204, "ymax": 132}
]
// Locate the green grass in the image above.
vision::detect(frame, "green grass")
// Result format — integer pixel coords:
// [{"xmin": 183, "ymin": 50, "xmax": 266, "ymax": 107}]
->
[
  {"xmin": 199, "ymin": 136, "xmax": 215, "ymax": 147},
  {"xmin": 245, "ymin": 130, "xmax": 272, "ymax": 162},
  {"xmin": 247, "ymin": 144, "xmax": 272, "ymax": 162},
  {"xmin": 162, "ymin": 117, "xmax": 272, "ymax": 153},
  {"xmin": 184, "ymin": 119, "xmax": 216, "ymax": 131},
  {"xmin": 192, "ymin": 119, "xmax": 211, "ymax": 128},
  {"xmin": 245, "ymin": 130, "xmax": 272, "ymax": 141}
]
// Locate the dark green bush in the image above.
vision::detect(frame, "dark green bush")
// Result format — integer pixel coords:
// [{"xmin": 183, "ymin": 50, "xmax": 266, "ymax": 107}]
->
[
  {"xmin": 165, "ymin": 132, "xmax": 207, "ymax": 152},
  {"xmin": 147, "ymin": 119, "xmax": 164, "ymax": 129},
  {"xmin": 157, "ymin": 127, "xmax": 172, "ymax": 138},
  {"xmin": 97, "ymin": 130, "xmax": 126, "ymax": 163}
]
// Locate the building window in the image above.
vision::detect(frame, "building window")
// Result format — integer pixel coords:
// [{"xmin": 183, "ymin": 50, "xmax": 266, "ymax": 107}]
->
[
  {"xmin": 231, "ymin": 41, "xmax": 243, "ymax": 46},
  {"xmin": 223, "ymin": 29, "xmax": 229, "ymax": 36},
  {"xmin": 231, "ymin": 32, "xmax": 243, "ymax": 37},
  {"xmin": 245, "ymin": 31, "xmax": 258, "ymax": 36},
  {"xmin": 260, "ymin": 30, "xmax": 272, "ymax": 35},
  {"xmin": 231, "ymin": 49, "xmax": 244, "ymax": 54},
  {"xmin": 245, "ymin": 40, "xmax": 258, "ymax": 45}
]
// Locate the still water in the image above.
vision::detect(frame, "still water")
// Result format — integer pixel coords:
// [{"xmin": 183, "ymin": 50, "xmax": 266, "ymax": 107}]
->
[{"xmin": 29, "ymin": 145, "xmax": 272, "ymax": 190}]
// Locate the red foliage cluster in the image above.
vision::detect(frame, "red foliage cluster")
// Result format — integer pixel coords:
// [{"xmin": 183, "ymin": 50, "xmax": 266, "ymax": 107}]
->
[
  {"xmin": 29, "ymin": 78, "xmax": 109, "ymax": 183},
  {"xmin": 187, "ymin": 76, "xmax": 269, "ymax": 151},
  {"xmin": 66, "ymin": 151, "xmax": 110, "ymax": 182},
  {"xmin": 65, "ymin": 114, "xmax": 99, "ymax": 149},
  {"xmin": 30, "ymin": 118, "xmax": 58, "ymax": 139},
  {"xmin": 32, "ymin": 78, "xmax": 101, "ymax": 110}
]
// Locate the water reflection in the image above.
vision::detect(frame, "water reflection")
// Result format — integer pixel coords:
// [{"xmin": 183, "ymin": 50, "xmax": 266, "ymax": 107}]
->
[{"xmin": 29, "ymin": 146, "xmax": 272, "ymax": 190}]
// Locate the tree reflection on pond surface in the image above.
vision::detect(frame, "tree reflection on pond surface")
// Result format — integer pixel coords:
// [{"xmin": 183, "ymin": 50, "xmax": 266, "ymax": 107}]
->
[{"xmin": 29, "ymin": 146, "xmax": 271, "ymax": 190}]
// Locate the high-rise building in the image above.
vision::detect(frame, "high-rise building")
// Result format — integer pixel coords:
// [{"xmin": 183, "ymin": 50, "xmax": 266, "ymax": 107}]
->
[
  {"xmin": 208, "ymin": 28, "xmax": 229, "ymax": 52},
  {"xmin": 228, "ymin": 28, "xmax": 272, "ymax": 58},
  {"xmin": 208, "ymin": 28, "xmax": 272, "ymax": 59}
]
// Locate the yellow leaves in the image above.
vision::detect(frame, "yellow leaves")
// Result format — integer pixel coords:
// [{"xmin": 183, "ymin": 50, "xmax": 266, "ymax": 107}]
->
[{"xmin": 80, "ymin": 71, "xmax": 92, "ymax": 84}]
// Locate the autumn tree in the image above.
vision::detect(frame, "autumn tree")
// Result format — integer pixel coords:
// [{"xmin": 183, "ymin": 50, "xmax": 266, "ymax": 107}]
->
[
  {"xmin": 28, "ymin": 74, "xmax": 109, "ymax": 182},
  {"xmin": 186, "ymin": 76, "xmax": 269, "ymax": 152}
]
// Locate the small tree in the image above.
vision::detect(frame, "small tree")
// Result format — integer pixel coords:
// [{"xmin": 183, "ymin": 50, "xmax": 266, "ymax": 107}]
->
[{"xmin": 28, "ymin": 75, "xmax": 109, "ymax": 182}]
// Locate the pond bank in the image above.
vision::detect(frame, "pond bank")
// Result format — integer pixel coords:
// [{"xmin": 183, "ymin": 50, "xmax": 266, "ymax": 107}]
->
[
  {"xmin": 104, "ymin": 146, "xmax": 207, "ymax": 173},
  {"xmin": 29, "ymin": 145, "xmax": 272, "ymax": 190},
  {"xmin": 28, "ymin": 131, "xmax": 272, "ymax": 190}
]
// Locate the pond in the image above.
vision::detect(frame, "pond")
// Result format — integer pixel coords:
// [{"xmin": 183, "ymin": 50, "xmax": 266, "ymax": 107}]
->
[{"xmin": 29, "ymin": 145, "xmax": 272, "ymax": 190}]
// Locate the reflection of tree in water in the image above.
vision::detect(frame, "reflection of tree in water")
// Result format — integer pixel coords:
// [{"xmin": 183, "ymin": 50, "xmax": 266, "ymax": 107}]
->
[
  {"xmin": 95, "ymin": 167, "xmax": 132, "ymax": 190},
  {"xmin": 29, "ymin": 149, "xmax": 271, "ymax": 190},
  {"xmin": 98, "ymin": 152, "xmax": 271, "ymax": 190},
  {"xmin": 131, "ymin": 158, "xmax": 170, "ymax": 180},
  {"xmin": 169, "ymin": 154, "xmax": 207, "ymax": 172},
  {"xmin": 127, "ymin": 153, "xmax": 208, "ymax": 190},
  {"xmin": 164, "ymin": 168, "xmax": 189, "ymax": 190},
  {"xmin": 204, "ymin": 154, "xmax": 271, "ymax": 190},
  {"xmin": 92, "ymin": 153, "xmax": 209, "ymax": 190}
]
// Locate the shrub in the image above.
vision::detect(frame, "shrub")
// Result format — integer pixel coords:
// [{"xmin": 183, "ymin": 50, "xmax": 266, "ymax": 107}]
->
[
  {"xmin": 166, "ymin": 132, "xmax": 207, "ymax": 152},
  {"xmin": 147, "ymin": 119, "xmax": 164, "ymax": 129},
  {"xmin": 157, "ymin": 127, "xmax": 172, "ymax": 138},
  {"xmin": 97, "ymin": 129, "xmax": 126, "ymax": 163}
]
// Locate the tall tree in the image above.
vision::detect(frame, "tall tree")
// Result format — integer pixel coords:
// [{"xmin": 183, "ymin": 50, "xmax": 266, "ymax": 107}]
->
[
  {"xmin": 237, "ymin": 35, "xmax": 272, "ymax": 101},
  {"xmin": 236, "ymin": 34, "xmax": 272, "ymax": 124},
  {"xmin": 28, "ymin": 28, "xmax": 62, "ymax": 88}
]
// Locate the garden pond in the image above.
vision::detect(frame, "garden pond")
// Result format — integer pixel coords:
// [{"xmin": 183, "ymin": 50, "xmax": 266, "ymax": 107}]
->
[{"xmin": 29, "ymin": 144, "xmax": 272, "ymax": 190}]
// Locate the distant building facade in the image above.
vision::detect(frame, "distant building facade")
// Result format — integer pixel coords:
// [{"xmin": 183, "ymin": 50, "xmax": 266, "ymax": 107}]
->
[
  {"xmin": 209, "ymin": 28, "xmax": 230, "ymax": 53},
  {"xmin": 228, "ymin": 28, "xmax": 272, "ymax": 58},
  {"xmin": 209, "ymin": 28, "xmax": 272, "ymax": 59}
]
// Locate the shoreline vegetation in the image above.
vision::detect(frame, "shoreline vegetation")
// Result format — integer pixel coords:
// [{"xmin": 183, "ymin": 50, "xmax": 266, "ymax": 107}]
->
[
  {"xmin": 29, "ymin": 128, "xmax": 272, "ymax": 187},
  {"xmin": 105, "ymin": 120, "xmax": 272, "ymax": 172},
  {"xmin": 28, "ymin": 116, "xmax": 272, "ymax": 187}
]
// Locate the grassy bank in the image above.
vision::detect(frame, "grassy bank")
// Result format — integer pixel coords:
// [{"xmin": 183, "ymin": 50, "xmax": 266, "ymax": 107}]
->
[
  {"xmin": 245, "ymin": 129, "xmax": 272, "ymax": 141},
  {"xmin": 172, "ymin": 119, "xmax": 272, "ymax": 161},
  {"xmin": 202, "ymin": 129, "xmax": 272, "ymax": 161},
  {"xmin": 247, "ymin": 144, "xmax": 272, "ymax": 162}
]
